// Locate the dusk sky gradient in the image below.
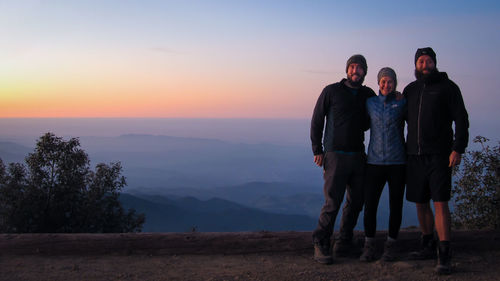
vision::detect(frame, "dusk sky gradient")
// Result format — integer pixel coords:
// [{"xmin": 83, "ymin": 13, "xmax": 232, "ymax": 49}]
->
[{"xmin": 1, "ymin": 0, "xmax": 499, "ymax": 127}]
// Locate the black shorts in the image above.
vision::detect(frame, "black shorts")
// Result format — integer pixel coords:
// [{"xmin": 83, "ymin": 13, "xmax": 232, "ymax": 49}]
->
[{"xmin": 406, "ymin": 154, "xmax": 451, "ymax": 203}]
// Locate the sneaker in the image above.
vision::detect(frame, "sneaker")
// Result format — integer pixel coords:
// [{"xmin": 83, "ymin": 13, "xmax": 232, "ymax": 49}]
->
[
  {"xmin": 314, "ymin": 243, "xmax": 333, "ymax": 265},
  {"xmin": 408, "ymin": 237, "xmax": 436, "ymax": 260},
  {"xmin": 333, "ymin": 239, "xmax": 352, "ymax": 257},
  {"xmin": 381, "ymin": 240, "xmax": 397, "ymax": 262},
  {"xmin": 435, "ymin": 242, "xmax": 452, "ymax": 275},
  {"xmin": 359, "ymin": 239, "xmax": 376, "ymax": 262}
]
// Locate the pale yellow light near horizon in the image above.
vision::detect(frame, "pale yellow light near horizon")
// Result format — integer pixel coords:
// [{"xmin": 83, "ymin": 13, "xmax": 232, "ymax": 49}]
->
[
  {"xmin": 0, "ymin": 44, "xmax": 323, "ymax": 118},
  {"xmin": 0, "ymin": 65, "xmax": 316, "ymax": 118}
]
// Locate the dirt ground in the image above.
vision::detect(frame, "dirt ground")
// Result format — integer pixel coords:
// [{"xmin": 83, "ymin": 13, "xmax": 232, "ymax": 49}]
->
[{"xmin": 1, "ymin": 230, "xmax": 499, "ymax": 281}]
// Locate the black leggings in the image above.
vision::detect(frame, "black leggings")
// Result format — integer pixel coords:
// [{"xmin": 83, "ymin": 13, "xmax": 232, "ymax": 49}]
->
[{"xmin": 363, "ymin": 164, "xmax": 405, "ymax": 239}]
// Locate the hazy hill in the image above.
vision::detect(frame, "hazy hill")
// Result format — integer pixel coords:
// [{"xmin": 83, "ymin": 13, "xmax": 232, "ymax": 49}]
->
[
  {"xmin": 119, "ymin": 193, "xmax": 316, "ymax": 232},
  {"xmin": 130, "ymin": 181, "xmax": 420, "ymax": 230},
  {"xmin": 0, "ymin": 135, "xmax": 418, "ymax": 232},
  {"xmin": 78, "ymin": 134, "xmax": 320, "ymax": 189},
  {"xmin": 132, "ymin": 181, "xmax": 321, "ymax": 202},
  {"xmin": 0, "ymin": 141, "xmax": 32, "ymax": 164},
  {"xmin": 0, "ymin": 134, "xmax": 319, "ymax": 190}
]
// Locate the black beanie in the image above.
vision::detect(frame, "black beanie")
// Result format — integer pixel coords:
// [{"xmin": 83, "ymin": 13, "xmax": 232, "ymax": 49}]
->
[
  {"xmin": 346, "ymin": 54, "xmax": 367, "ymax": 74},
  {"xmin": 414, "ymin": 47, "xmax": 437, "ymax": 66}
]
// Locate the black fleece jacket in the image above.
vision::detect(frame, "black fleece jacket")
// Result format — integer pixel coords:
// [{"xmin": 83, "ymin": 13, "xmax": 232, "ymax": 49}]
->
[
  {"xmin": 310, "ymin": 79, "xmax": 376, "ymax": 155},
  {"xmin": 403, "ymin": 71, "xmax": 469, "ymax": 155}
]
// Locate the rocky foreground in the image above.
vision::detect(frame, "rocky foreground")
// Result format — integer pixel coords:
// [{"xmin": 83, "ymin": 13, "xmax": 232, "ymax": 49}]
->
[{"xmin": 0, "ymin": 229, "xmax": 499, "ymax": 281}]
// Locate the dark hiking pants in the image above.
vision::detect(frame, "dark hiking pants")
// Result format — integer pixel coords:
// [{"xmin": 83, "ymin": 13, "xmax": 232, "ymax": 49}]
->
[
  {"xmin": 313, "ymin": 151, "xmax": 366, "ymax": 244},
  {"xmin": 363, "ymin": 164, "xmax": 406, "ymax": 239}
]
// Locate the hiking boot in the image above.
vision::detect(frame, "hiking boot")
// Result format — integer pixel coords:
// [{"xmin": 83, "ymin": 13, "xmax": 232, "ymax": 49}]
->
[
  {"xmin": 333, "ymin": 239, "xmax": 352, "ymax": 257},
  {"xmin": 408, "ymin": 236, "xmax": 436, "ymax": 260},
  {"xmin": 381, "ymin": 239, "xmax": 397, "ymax": 262},
  {"xmin": 359, "ymin": 238, "xmax": 376, "ymax": 262},
  {"xmin": 435, "ymin": 242, "xmax": 452, "ymax": 275},
  {"xmin": 314, "ymin": 243, "xmax": 333, "ymax": 264}
]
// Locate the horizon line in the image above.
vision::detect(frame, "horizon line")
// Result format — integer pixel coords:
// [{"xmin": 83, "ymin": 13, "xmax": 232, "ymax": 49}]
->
[{"xmin": 0, "ymin": 117, "xmax": 310, "ymax": 120}]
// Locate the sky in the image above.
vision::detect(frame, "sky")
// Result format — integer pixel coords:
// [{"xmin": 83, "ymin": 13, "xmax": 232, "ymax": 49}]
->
[{"xmin": 1, "ymin": 0, "xmax": 499, "ymax": 124}]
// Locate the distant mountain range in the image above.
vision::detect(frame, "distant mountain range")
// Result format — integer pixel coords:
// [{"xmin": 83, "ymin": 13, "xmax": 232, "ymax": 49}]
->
[
  {"xmin": 126, "ymin": 181, "xmax": 420, "ymax": 232},
  {"xmin": 0, "ymin": 134, "xmax": 419, "ymax": 232},
  {"xmin": 119, "ymin": 193, "xmax": 316, "ymax": 232},
  {"xmin": 77, "ymin": 134, "xmax": 322, "ymax": 189},
  {"xmin": 0, "ymin": 141, "xmax": 32, "ymax": 164}
]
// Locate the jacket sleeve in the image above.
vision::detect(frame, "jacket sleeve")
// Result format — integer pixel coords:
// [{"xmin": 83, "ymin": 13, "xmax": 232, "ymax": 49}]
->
[
  {"xmin": 310, "ymin": 87, "xmax": 329, "ymax": 155},
  {"xmin": 402, "ymin": 86, "xmax": 409, "ymax": 122},
  {"xmin": 363, "ymin": 88, "xmax": 376, "ymax": 131},
  {"xmin": 449, "ymin": 82, "xmax": 469, "ymax": 153}
]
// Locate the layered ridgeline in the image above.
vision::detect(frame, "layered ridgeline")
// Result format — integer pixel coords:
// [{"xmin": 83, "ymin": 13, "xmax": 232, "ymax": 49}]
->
[{"xmin": 0, "ymin": 134, "xmax": 418, "ymax": 232}]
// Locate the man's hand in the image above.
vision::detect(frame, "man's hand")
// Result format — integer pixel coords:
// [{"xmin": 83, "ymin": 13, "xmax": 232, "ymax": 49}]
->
[
  {"xmin": 449, "ymin": 151, "xmax": 462, "ymax": 167},
  {"xmin": 314, "ymin": 154, "xmax": 324, "ymax": 167}
]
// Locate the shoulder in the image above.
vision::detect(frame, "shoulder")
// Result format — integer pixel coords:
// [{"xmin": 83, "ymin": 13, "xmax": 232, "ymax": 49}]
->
[
  {"xmin": 360, "ymin": 85, "xmax": 376, "ymax": 97},
  {"xmin": 433, "ymin": 72, "xmax": 462, "ymax": 96},
  {"xmin": 443, "ymin": 76, "xmax": 461, "ymax": 93},
  {"xmin": 366, "ymin": 96, "xmax": 380, "ymax": 110},
  {"xmin": 322, "ymin": 82, "xmax": 342, "ymax": 93},
  {"xmin": 403, "ymin": 81, "xmax": 418, "ymax": 91},
  {"xmin": 402, "ymin": 81, "xmax": 419, "ymax": 97},
  {"xmin": 366, "ymin": 95, "xmax": 378, "ymax": 103},
  {"xmin": 395, "ymin": 97, "xmax": 407, "ymax": 106}
]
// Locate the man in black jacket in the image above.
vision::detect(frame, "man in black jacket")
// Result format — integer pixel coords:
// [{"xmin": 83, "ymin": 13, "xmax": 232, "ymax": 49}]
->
[
  {"xmin": 403, "ymin": 47, "xmax": 469, "ymax": 274},
  {"xmin": 310, "ymin": 54, "xmax": 376, "ymax": 264}
]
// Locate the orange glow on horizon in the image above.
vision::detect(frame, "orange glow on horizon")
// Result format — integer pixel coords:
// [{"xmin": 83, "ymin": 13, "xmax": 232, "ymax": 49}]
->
[
  {"xmin": 0, "ymin": 60, "xmax": 319, "ymax": 118},
  {"xmin": 0, "ymin": 78, "xmax": 317, "ymax": 118}
]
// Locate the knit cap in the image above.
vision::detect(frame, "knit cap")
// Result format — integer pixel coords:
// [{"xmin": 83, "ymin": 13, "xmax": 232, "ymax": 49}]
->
[
  {"xmin": 414, "ymin": 47, "xmax": 436, "ymax": 65},
  {"xmin": 377, "ymin": 67, "xmax": 397, "ymax": 88},
  {"xmin": 346, "ymin": 54, "xmax": 367, "ymax": 74}
]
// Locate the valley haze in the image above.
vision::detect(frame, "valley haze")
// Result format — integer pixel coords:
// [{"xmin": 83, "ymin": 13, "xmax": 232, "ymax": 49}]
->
[{"xmin": 1, "ymin": 118, "xmax": 423, "ymax": 232}]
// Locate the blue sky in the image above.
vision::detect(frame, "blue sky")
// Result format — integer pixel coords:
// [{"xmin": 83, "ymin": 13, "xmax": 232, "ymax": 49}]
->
[{"xmin": 0, "ymin": 0, "xmax": 499, "ymax": 141}]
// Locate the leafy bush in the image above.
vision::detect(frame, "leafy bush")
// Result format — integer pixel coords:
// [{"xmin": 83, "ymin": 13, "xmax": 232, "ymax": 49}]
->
[
  {"xmin": 452, "ymin": 136, "xmax": 500, "ymax": 230},
  {"xmin": 0, "ymin": 133, "xmax": 144, "ymax": 233}
]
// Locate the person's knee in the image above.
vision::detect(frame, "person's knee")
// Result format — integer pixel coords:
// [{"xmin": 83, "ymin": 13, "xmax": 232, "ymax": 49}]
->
[
  {"xmin": 416, "ymin": 202, "xmax": 431, "ymax": 211},
  {"xmin": 434, "ymin": 200, "xmax": 448, "ymax": 207},
  {"xmin": 433, "ymin": 201, "xmax": 450, "ymax": 214},
  {"xmin": 321, "ymin": 200, "xmax": 341, "ymax": 214}
]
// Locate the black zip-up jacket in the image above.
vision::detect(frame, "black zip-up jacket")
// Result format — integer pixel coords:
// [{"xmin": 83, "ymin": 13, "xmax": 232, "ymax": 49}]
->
[
  {"xmin": 403, "ymin": 71, "xmax": 469, "ymax": 155},
  {"xmin": 311, "ymin": 79, "xmax": 376, "ymax": 155}
]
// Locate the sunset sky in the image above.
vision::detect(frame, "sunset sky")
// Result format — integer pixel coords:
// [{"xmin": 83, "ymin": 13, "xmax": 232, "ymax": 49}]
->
[{"xmin": 1, "ymin": 0, "xmax": 499, "ymax": 120}]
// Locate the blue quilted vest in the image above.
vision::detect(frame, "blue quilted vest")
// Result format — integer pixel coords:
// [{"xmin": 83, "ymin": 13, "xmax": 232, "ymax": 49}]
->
[{"xmin": 366, "ymin": 92, "xmax": 406, "ymax": 165}]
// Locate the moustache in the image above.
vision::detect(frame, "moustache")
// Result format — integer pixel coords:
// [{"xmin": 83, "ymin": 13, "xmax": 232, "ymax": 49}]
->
[{"xmin": 350, "ymin": 72, "xmax": 363, "ymax": 78}]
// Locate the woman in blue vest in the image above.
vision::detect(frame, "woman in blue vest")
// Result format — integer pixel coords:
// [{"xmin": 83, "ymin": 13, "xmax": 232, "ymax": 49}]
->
[{"xmin": 360, "ymin": 67, "xmax": 406, "ymax": 262}]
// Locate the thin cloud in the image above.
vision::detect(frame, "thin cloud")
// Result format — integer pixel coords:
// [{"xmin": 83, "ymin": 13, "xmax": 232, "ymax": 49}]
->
[
  {"xmin": 302, "ymin": 70, "xmax": 333, "ymax": 75},
  {"xmin": 151, "ymin": 47, "xmax": 183, "ymax": 55}
]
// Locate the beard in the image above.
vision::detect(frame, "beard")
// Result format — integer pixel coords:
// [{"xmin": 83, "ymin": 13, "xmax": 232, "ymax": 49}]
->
[
  {"xmin": 347, "ymin": 75, "xmax": 365, "ymax": 87},
  {"xmin": 415, "ymin": 67, "xmax": 438, "ymax": 81}
]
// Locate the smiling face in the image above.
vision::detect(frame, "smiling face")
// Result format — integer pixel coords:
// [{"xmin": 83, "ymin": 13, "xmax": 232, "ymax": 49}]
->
[
  {"xmin": 379, "ymin": 76, "xmax": 395, "ymax": 96},
  {"xmin": 416, "ymin": 55, "xmax": 436, "ymax": 75},
  {"xmin": 346, "ymin": 63, "xmax": 366, "ymax": 87}
]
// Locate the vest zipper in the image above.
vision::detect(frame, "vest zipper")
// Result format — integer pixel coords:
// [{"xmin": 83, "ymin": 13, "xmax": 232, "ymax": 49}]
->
[{"xmin": 417, "ymin": 84, "xmax": 425, "ymax": 155}]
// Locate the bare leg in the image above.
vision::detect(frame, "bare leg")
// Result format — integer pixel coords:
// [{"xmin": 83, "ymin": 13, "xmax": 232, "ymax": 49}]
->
[
  {"xmin": 434, "ymin": 201, "xmax": 451, "ymax": 241},
  {"xmin": 416, "ymin": 202, "xmax": 434, "ymax": 235}
]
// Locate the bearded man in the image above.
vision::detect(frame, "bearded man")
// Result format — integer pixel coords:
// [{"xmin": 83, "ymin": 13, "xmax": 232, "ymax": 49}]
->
[
  {"xmin": 310, "ymin": 54, "xmax": 376, "ymax": 264},
  {"xmin": 403, "ymin": 47, "xmax": 469, "ymax": 275}
]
